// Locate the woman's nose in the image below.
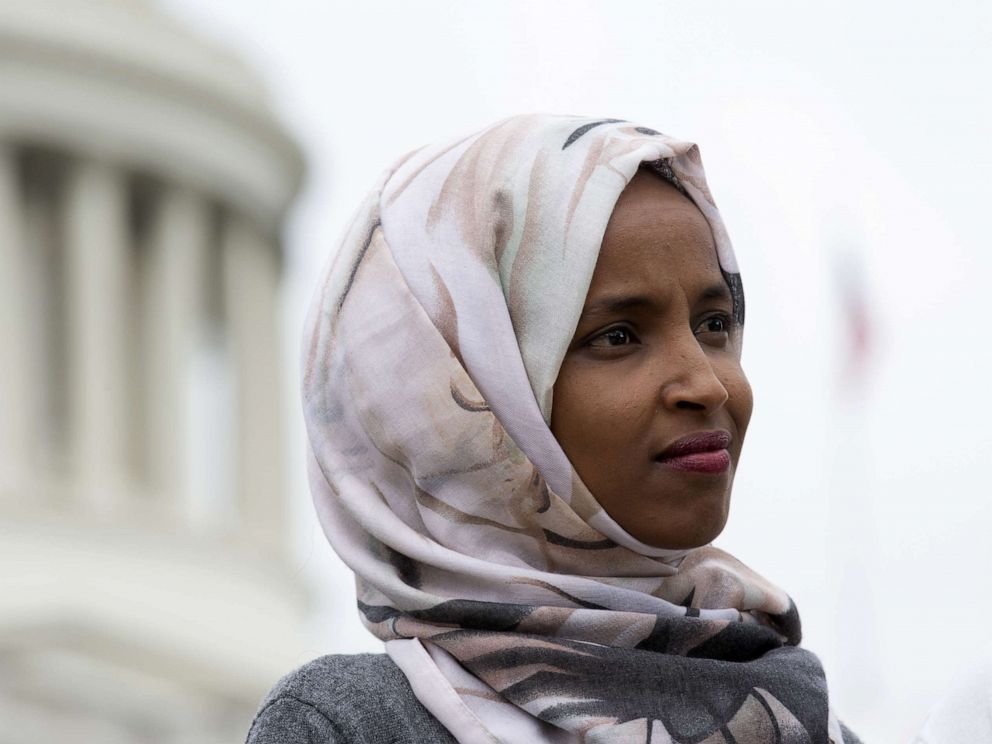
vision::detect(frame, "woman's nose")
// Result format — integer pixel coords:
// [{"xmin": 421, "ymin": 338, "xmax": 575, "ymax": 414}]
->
[{"xmin": 658, "ymin": 339, "xmax": 729, "ymax": 413}]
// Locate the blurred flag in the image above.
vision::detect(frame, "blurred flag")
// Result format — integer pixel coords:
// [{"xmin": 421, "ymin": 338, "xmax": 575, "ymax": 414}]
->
[
  {"xmin": 832, "ymin": 246, "xmax": 875, "ymax": 395},
  {"xmin": 825, "ymin": 223, "xmax": 882, "ymax": 720}
]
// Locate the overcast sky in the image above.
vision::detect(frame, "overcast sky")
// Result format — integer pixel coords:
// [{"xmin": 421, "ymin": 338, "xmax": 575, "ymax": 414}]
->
[{"xmin": 159, "ymin": 2, "xmax": 991, "ymax": 739}]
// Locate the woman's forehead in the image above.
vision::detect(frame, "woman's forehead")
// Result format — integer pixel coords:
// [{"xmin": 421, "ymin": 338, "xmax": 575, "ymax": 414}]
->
[{"xmin": 598, "ymin": 173, "xmax": 719, "ymax": 274}]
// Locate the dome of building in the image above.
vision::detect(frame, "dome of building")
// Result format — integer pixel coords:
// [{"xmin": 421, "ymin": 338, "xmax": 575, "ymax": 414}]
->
[{"xmin": 0, "ymin": 2, "xmax": 309, "ymax": 741}]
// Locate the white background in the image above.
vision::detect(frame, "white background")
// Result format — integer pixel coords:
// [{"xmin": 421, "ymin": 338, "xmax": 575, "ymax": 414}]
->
[{"xmin": 159, "ymin": 2, "xmax": 992, "ymax": 741}]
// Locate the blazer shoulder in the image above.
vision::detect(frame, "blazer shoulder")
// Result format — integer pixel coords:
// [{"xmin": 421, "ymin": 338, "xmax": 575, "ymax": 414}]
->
[
  {"xmin": 248, "ymin": 653, "xmax": 455, "ymax": 744},
  {"xmin": 265, "ymin": 654, "xmax": 404, "ymax": 704}
]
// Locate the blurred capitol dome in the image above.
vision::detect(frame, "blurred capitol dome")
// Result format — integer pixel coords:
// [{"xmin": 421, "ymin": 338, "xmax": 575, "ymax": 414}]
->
[{"xmin": 0, "ymin": 0, "xmax": 308, "ymax": 741}]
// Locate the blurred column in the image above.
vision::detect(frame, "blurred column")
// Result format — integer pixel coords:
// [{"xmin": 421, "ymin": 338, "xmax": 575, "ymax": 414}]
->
[
  {"xmin": 221, "ymin": 213, "xmax": 285, "ymax": 551},
  {"xmin": 143, "ymin": 185, "xmax": 207, "ymax": 522},
  {"xmin": 21, "ymin": 151, "xmax": 69, "ymax": 476},
  {"xmin": 0, "ymin": 143, "xmax": 29, "ymax": 492},
  {"xmin": 64, "ymin": 158, "xmax": 130, "ymax": 512}
]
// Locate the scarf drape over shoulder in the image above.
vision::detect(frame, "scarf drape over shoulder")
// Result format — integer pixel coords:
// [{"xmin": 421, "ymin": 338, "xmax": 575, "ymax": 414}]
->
[{"xmin": 302, "ymin": 114, "xmax": 847, "ymax": 743}]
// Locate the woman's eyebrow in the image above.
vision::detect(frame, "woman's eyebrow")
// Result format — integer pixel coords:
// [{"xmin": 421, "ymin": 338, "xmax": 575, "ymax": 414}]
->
[
  {"xmin": 699, "ymin": 283, "xmax": 732, "ymax": 302},
  {"xmin": 581, "ymin": 283, "xmax": 730, "ymax": 317},
  {"xmin": 580, "ymin": 295, "xmax": 656, "ymax": 317}
]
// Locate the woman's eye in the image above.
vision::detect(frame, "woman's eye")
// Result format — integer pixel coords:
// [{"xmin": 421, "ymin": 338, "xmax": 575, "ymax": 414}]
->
[
  {"xmin": 701, "ymin": 317, "xmax": 726, "ymax": 333},
  {"xmin": 588, "ymin": 326, "xmax": 637, "ymax": 348},
  {"xmin": 694, "ymin": 314, "xmax": 732, "ymax": 343}
]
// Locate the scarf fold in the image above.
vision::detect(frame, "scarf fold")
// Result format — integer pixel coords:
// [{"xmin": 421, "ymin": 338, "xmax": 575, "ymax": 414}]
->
[{"xmin": 302, "ymin": 114, "xmax": 844, "ymax": 743}]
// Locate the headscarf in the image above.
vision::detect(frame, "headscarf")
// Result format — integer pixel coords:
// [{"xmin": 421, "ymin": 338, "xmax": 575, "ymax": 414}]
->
[{"xmin": 302, "ymin": 114, "xmax": 846, "ymax": 743}]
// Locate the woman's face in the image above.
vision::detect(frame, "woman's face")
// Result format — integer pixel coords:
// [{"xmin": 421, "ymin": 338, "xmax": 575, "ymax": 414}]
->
[{"xmin": 551, "ymin": 170, "xmax": 752, "ymax": 550}]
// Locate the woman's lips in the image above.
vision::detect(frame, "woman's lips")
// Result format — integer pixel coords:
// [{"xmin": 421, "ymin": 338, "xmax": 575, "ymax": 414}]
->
[{"xmin": 655, "ymin": 431, "xmax": 732, "ymax": 474}]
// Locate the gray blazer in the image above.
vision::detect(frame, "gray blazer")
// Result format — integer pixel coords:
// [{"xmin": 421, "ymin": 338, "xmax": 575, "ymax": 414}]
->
[
  {"xmin": 245, "ymin": 654, "xmax": 456, "ymax": 744},
  {"xmin": 248, "ymin": 654, "xmax": 863, "ymax": 743}
]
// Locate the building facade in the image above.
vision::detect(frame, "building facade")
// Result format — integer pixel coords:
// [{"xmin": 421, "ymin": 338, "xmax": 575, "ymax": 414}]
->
[{"xmin": 0, "ymin": 1, "xmax": 309, "ymax": 741}]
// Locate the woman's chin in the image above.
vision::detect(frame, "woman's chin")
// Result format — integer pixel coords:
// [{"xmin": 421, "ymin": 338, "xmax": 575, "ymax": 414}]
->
[{"xmin": 623, "ymin": 498, "xmax": 731, "ymax": 550}]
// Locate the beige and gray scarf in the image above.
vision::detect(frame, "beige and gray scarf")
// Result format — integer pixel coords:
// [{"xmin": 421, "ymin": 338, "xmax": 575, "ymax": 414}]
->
[{"xmin": 302, "ymin": 114, "xmax": 848, "ymax": 743}]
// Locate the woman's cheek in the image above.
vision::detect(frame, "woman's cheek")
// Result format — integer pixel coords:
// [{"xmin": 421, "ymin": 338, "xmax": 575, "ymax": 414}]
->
[{"xmin": 724, "ymin": 365, "xmax": 753, "ymax": 439}]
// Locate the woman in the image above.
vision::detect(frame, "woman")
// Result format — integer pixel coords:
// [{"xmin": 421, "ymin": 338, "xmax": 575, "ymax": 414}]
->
[{"xmin": 247, "ymin": 115, "xmax": 860, "ymax": 743}]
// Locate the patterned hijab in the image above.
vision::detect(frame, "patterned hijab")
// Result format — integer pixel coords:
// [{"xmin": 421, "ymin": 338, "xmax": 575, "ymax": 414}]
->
[{"xmin": 302, "ymin": 115, "xmax": 847, "ymax": 743}]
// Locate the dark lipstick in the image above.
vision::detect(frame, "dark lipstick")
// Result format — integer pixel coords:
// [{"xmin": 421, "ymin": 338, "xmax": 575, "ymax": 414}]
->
[{"xmin": 655, "ymin": 431, "xmax": 732, "ymax": 474}]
